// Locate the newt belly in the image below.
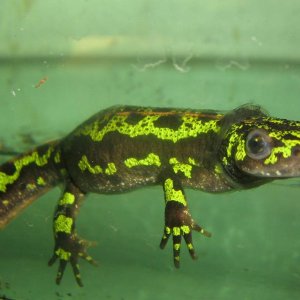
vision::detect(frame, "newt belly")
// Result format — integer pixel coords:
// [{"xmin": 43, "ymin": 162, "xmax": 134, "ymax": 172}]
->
[{"xmin": 1, "ymin": 104, "xmax": 300, "ymax": 286}]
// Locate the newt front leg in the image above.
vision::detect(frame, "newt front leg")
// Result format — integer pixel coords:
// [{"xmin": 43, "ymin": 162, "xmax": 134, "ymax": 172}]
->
[{"xmin": 160, "ymin": 177, "xmax": 211, "ymax": 267}]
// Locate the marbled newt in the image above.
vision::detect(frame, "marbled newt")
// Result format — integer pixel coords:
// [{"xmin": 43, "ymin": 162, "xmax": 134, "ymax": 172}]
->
[{"xmin": 1, "ymin": 104, "xmax": 300, "ymax": 286}]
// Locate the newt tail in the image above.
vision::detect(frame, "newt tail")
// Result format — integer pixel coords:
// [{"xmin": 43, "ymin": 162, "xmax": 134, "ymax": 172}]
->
[{"xmin": 0, "ymin": 140, "xmax": 63, "ymax": 228}]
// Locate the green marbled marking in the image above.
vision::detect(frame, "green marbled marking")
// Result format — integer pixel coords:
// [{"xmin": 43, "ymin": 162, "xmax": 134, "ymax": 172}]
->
[
  {"xmin": 0, "ymin": 146, "xmax": 55, "ymax": 192},
  {"xmin": 2, "ymin": 200, "xmax": 9, "ymax": 206},
  {"xmin": 105, "ymin": 162, "xmax": 117, "ymax": 175},
  {"xmin": 164, "ymin": 178, "xmax": 186, "ymax": 206},
  {"xmin": 169, "ymin": 157, "xmax": 192, "ymax": 178},
  {"xmin": 264, "ymin": 139, "xmax": 300, "ymax": 165},
  {"xmin": 56, "ymin": 248, "xmax": 71, "ymax": 260},
  {"xmin": 78, "ymin": 155, "xmax": 117, "ymax": 175},
  {"xmin": 124, "ymin": 153, "xmax": 161, "ymax": 168},
  {"xmin": 26, "ymin": 183, "xmax": 36, "ymax": 191},
  {"xmin": 59, "ymin": 192, "xmax": 75, "ymax": 205},
  {"xmin": 54, "ymin": 151, "xmax": 61, "ymax": 164},
  {"xmin": 80, "ymin": 114, "xmax": 220, "ymax": 143},
  {"xmin": 174, "ymin": 243, "xmax": 180, "ymax": 250},
  {"xmin": 37, "ymin": 176, "xmax": 46, "ymax": 186},
  {"xmin": 54, "ymin": 215, "xmax": 73, "ymax": 234}
]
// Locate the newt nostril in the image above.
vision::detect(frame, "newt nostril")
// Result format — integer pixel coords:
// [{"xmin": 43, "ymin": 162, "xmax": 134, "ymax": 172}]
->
[{"xmin": 292, "ymin": 146, "xmax": 300, "ymax": 157}]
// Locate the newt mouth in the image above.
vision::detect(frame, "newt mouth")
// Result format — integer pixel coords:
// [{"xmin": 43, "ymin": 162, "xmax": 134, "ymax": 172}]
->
[{"xmin": 237, "ymin": 155, "xmax": 300, "ymax": 178}]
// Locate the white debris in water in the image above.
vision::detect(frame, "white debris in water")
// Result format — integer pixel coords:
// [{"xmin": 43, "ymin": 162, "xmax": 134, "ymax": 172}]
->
[
  {"xmin": 133, "ymin": 59, "xmax": 167, "ymax": 72},
  {"xmin": 172, "ymin": 53, "xmax": 193, "ymax": 73}
]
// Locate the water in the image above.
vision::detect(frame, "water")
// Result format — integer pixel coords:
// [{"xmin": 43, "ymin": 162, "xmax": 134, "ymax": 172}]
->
[{"xmin": 1, "ymin": 1, "xmax": 300, "ymax": 299}]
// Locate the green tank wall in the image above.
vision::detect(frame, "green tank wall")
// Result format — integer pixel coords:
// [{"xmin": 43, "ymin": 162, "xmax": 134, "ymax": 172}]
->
[{"xmin": 0, "ymin": 1, "xmax": 300, "ymax": 299}]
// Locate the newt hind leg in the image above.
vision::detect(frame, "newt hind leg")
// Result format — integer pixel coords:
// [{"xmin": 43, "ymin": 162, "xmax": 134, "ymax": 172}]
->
[
  {"xmin": 48, "ymin": 181, "xmax": 97, "ymax": 286},
  {"xmin": 160, "ymin": 177, "xmax": 211, "ymax": 267}
]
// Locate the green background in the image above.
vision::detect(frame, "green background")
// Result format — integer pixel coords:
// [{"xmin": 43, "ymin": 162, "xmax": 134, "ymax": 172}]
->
[{"xmin": 1, "ymin": 1, "xmax": 300, "ymax": 299}]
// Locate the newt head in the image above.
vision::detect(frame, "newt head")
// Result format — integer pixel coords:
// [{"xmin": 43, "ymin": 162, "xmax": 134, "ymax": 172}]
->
[{"xmin": 221, "ymin": 116, "xmax": 300, "ymax": 179}]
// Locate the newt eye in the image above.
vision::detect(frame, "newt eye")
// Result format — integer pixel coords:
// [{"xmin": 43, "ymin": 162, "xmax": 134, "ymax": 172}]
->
[{"xmin": 245, "ymin": 129, "xmax": 272, "ymax": 160}]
